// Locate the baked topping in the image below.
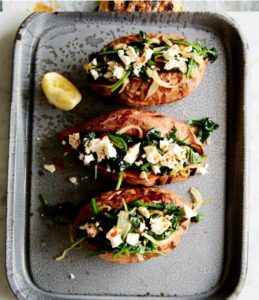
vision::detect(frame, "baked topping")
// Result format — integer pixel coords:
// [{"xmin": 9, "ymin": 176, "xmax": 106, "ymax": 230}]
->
[{"xmin": 76, "ymin": 198, "xmax": 196, "ymax": 258}]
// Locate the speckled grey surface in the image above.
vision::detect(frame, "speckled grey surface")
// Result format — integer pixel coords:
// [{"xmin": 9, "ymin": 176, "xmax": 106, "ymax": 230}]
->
[{"xmin": 7, "ymin": 12, "xmax": 247, "ymax": 300}]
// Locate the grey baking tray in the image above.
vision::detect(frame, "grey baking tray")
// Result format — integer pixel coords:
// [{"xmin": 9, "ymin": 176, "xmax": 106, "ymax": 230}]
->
[{"xmin": 7, "ymin": 12, "xmax": 248, "ymax": 299}]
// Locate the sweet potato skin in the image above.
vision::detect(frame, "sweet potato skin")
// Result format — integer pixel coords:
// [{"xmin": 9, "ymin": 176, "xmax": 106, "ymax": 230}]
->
[
  {"xmin": 98, "ymin": 0, "xmax": 183, "ymax": 13},
  {"xmin": 73, "ymin": 187, "xmax": 191, "ymax": 263},
  {"xmin": 89, "ymin": 33, "xmax": 207, "ymax": 107},
  {"xmin": 59, "ymin": 109, "xmax": 204, "ymax": 187}
]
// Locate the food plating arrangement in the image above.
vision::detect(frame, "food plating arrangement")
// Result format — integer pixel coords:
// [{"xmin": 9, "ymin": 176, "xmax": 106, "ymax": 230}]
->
[{"xmin": 7, "ymin": 10, "xmax": 247, "ymax": 300}]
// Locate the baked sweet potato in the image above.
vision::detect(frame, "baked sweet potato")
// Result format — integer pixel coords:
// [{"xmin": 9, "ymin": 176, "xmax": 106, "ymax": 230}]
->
[
  {"xmin": 59, "ymin": 109, "xmax": 207, "ymax": 187},
  {"xmin": 85, "ymin": 32, "xmax": 218, "ymax": 106},
  {"xmin": 98, "ymin": 0, "xmax": 183, "ymax": 12},
  {"xmin": 73, "ymin": 187, "xmax": 194, "ymax": 263}
]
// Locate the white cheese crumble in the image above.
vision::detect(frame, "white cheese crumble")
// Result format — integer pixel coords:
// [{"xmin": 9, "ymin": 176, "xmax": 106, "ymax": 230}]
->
[
  {"xmin": 139, "ymin": 171, "xmax": 149, "ymax": 181},
  {"xmin": 138, "ymin": 207, "xmax": 150, "ymax": 219},
  {"xmin": 196, "ymin": 163, "xmax": 209, "ymax": 175},
  {"xmin": 90, "ymin": 69, "xmax": 99, "ymax": 80},
  {"xmin": 124, "ymin": 143, "xmax": 141, "ymax": 165},
  {"xmin": 126, "ymin": 233, "xmax": 140, "ymax": 246},
  {"xmin": 61, "ymin": 140, "xmax": 66, "ymax": 146},
  {"xmin": 150, "ymin": 216, "xmax": 171, "ymax": 235},
  {"xmin": 43, "ymin": 164, "xmax": 56, "ymax": 173},
  {"xmin": 83, "ymin": 154, "xmax": 95, "ymax": 165},
  {"xmin": 163, "ymin": 45, "xmax": 179, "ymax": 60},
  {"xmin": 105, "ymin": 61, "xmax": 125, "ymax": 80},
  {"xmin": 68, "ymin": 177, "xmax": 78, "ymax": 185},
  {"xmin": 87, "ymin": 136, "xmax": 117, "ymax": 162},
  {"xmin": 79, "ymin": 223, "xmax": 99, "ymax": 238},
  {"xmin": 69, "ymin": 273, "xmax": 75, "ymax": 280},
  {"xmin": 68, "ymin": 132, "xmax": 80, "ymax": 150},
  {"xmin": 144, "ymin": 145, "xmax": 162, "ymax": 164},
  {"xmin": 118, "ymin": 50, "xmax": 133, "ymax": 66},
  {"xmin": 139, "ymin": 222, "xmax": 146, "ymax": 232},
  {"xmin": 151, "ymin": 165, "xmax": 161, "ymax": 175},
  {"xmin": 182, "ymin": 205, "xmax": 198, "ymax": 219},
  {"xmin": 106, "ymin": 227, "xmax": 123, "ymax": 248},
  {"xmin": 126, "ymin": 46, "xmax": 139, "ymax": 60}
]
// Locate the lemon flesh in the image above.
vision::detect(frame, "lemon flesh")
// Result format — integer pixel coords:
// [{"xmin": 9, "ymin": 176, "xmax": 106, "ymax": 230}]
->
[{"xmin": 41, "ymin": 72, "xmax": 82, "ymax": 111}]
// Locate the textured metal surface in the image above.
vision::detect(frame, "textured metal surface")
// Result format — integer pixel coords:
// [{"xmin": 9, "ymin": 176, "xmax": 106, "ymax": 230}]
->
[{"xmin": 6, "ymin": 12, "xmax": 248, "ymax": 299}]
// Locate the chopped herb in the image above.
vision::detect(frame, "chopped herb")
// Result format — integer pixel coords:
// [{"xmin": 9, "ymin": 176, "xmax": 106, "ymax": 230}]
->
[
  {"xmin": 108, "ymin": 133, "xmax": 128, "ymax": 151},
  {"xmin": 141, "ymin": 162, "xmax": 151, "ymax": 172},
  {"xmin": 98, "ymin": 49, "xmax": 119, "ymax": 56},
  {"xmin": 188, "ymin": 118, "xmax": 219, "ymax": 143},
  {"xmin": 188, "ymin": 148, "xmax": 201, "ymax": 165},
  {"xmin": 201, "ymin": 47, "xmax": 218, "ymax": 63},
  {"xmin": 111, "ymin": 69, "xmax": 131, "ymax": 93},
  {"xmin": 91, "ymin": 198, "xmax": 99, "ymax": 216},
  {"xmin": 167, "ymin": 129, "xmax": 178, "ymax": 142},
  {"xmin": 94, "ymin": 165, "xmax": 98, "ymax": 180},
  {"xmin": 128, "ymin": 200, "xmax": 163, "ymax": 209},
  {"xmin": 146, "ymin": 128, "xmax": 162, "ymax": 141},
  {"xmin": 115, "ymin": 171, "xmax": 124, "ymax": 190},
  {"xmin": 192, "ymin": 213, "xmax": 203, "ymax": 223},
  {"xmin": 138, "ymin": 30, "xmax": 150, "ymax": 42},
  {"xmin": 146, "ymin": 60, "xmax": 156, "ymax": 67},
  {"xmin": 39, "ymin": 194, "xmax": 76, "ymax": 225}
]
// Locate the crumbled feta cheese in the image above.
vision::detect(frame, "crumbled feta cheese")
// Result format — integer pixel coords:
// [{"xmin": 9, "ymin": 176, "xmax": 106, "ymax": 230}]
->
[
  {"xmin": 118, "ymin": 50, "xmax": 132, "ymax": 66},
  {"xmin": 144, "ymin": 145, "xmax": 162, "ymax": 164},
  {"xmin": 168, "ymin": 143, "xmax": 187, "ymax": 160},
  {"xmin": 105, "ymin": 61, "xmax": 125, "ymax": 80},
  {"xmin": 163, "ymin": 45, "xmax": 179, "ymax": 60},
  {"xmin": 182, "ymin": 205, "xmax": 198, "ymax": 219},
  {"xmin": 103, "ymin": 136, "xmax": 117, "ymax": 158},
  {"xmin": 80, "ymin": 222, "xmax": 99, "ymax": 238},
  {"xmin": 78, "ymin": 153, "xmax": 85, "ymax": 160},
  {"xmin": 150, "ymin": 216, "xmax": 171, "ymax": 235},
  {"xmin": 196, "ymin": 163, "xmax": 209, "ymax": 175},
  {"xmin": 106, "ymin": 227, "xmax": 123, "ymax": 248},
  {"xmin": 151, "ymin": 165, "xmax": 161, "ymax": 175},
  {"xmin": 184, "ymin": 46, "xmax": 193, "ymax": 53},
  {"xmin": 104, "ymin": 71, "xmax": 113, "ymax": 79},
  {"xmin": 160, "ymin": 153, "xmax": 178, "ymax": 169},
  {"xmin": 139, "ymin": 222, "xmax": 146, "ymax": 232},
  {"xmin": 139, "ymin": 171, "xmax": 149, "ymax": 181},
  {"xmin": 159, "ymin": 139, "xmax": 170, "ymax": 152},
  {"xmin": 83, "ymin": 154, "xmax": 95, "ymax": 165},
  {"xmin": 69, "ymin": 273, "xmax": 75, "ymax": 280},
  {"xmin": 164, "ymin": 55, "xmax": 187, "ymax": 73},
  {"xmin": 126, "ymin": 233, "xmax": 140, "ymax": 246},
  {"xmin": 64, "ymin": 152, "xmax": 68, "ymax": 157},
  {"xmin": 113, "ymin": 65, "xmax": 125, "ymax": 79},
  {"xmin": 68, "ymin": 177, "xmax": 78, "ymax": 185},
  {"xmin": 135, "ymin": 160, "xmax": 143, "ymax": 167},
  {"xmin": 91, "ymin": 58, "xmax": 98, "ymax": 65},
  {"xmin": 43, "ymin": 164, "xmax": 56, "ymax": 173},
  {"xmin": 90, "ymin": 69, "xmax": 99, "ymax": 80},
  {"xmin": 133, "ymin": 61, "xmax": 143, "ymax": 76},
  {"xmin": 88, "ymin": 136, "xmax": 117, "ymax": 162},
  {"xmin": 61, "ymin": 140, "xmax": 66, "ymax": 146},
  {"xmin": 126, "ymin": 46, "xmax": 139, "ymax": 61},
  {"xmin": 143, "ymin": 48, "xmax": 153, "ymax": 63},
  {"xmin": 124, "ymin": 143, "xmax": 140, "ymax": 165},
  {"xmin": 138, "ymin": 207, "xmax": 150, "ymax": 219},
  {"xmin": 68, "ymin": 132, "xmax": 80, "ymax": 150}
]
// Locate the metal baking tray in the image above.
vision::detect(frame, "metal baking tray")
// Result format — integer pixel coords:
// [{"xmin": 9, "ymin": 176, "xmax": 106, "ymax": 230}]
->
[{"xmin": 6, "ymin": 12, "xmax": 248, "ymax": 299}]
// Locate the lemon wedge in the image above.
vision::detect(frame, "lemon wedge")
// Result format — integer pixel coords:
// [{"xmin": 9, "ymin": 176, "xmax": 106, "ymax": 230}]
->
[{"xmin": 41, "ymin": 72, "xmax": 82, "ymax": 111}]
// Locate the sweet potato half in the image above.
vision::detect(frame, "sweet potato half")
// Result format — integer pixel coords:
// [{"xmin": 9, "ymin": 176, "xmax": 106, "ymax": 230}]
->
[
  {"xmin": 86, "ymin": 33, "xmax": 217, "ymax": 107},
  {"xmin": 72, "ymin": 187, "xmax": 192, "ymax": 263},
  {"xmin": 59, "ymin": 109, "xmax": 204, "ymax": 187}
]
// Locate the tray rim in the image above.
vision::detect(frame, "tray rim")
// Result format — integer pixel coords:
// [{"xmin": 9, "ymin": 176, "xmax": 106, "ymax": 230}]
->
[{"xmin": 6, "ymin": 11, "xmax": 249, "ymax": 300}]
